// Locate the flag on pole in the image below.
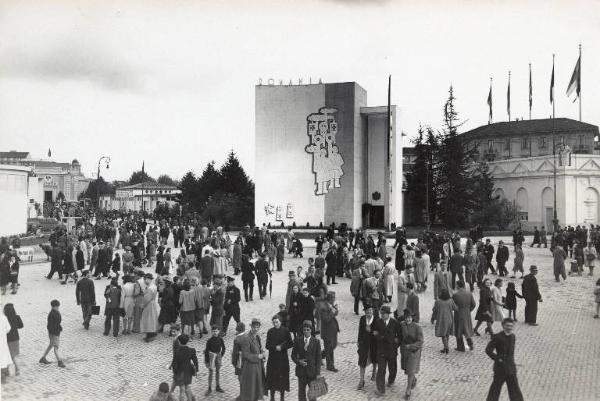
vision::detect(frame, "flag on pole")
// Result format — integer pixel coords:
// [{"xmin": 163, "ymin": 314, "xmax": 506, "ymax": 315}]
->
[
  {"xmin": 529, "ymin": 64, "xmax": 533, "ymax": 110},
  {"xmin": 566, "ymin": 55, "xmax": 581, "ymax": 101},
  {"xmin": 507, "ymin": 72, "xmax": 511, "ymax": 121},
  {"xmin": 142, "ymin": 161, "xmax": 145, "ymax": 179},
  {"xmin": 47, "ymin": 148, "xmax": 51, "ymax": 157},
  {"xmin": 550, "ymin": 60, "xmax": 555, "ymax": 104},
  {"xmin": 487, "ymin": 81, "xmax": 493, "ymax": 123},
  {"xmin": 387, "ymin": 75, "xmax": 391, "ymax": 165}
]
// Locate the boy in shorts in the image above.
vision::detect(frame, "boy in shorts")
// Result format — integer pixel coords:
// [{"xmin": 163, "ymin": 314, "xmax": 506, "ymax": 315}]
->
[{"xmin": 39, "ymin": 299, "xmax": 66, "ymax": 367}]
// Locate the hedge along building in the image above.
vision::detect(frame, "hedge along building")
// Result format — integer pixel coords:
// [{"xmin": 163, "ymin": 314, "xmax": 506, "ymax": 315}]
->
[
  {"xmin": 255, "ymin": 81, "xmax": 403, "ymax": 229},
  {"xmin": 461, "ymin": 118, "xmax": 600, "ymax": 231}
]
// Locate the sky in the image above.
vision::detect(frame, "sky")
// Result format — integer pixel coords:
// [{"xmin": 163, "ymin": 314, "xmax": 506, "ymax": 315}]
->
[{"xmin": 1, "ymin": 0, "xmax": 599, "ymax": 181}]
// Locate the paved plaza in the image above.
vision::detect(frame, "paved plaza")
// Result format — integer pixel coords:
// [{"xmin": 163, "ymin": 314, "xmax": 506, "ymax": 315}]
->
[{"xmin": 1, "ymin": 239, "xmax": 599, "ymax": 401}]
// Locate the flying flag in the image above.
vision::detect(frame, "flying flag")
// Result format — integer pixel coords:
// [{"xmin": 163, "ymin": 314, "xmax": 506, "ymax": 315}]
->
[
  {"xmin": 529, "ymin": 64, "xmax": 533, "ymax": 112},
  {"xmin": 566, "ymin": 55, "xmax": 581, "ymax": 101},
  {"xmin": 47, "ymin": 148, "xmax": 51, "ymax": 157},
  {"xmin": 507, "ymin": 71, "xmax": 511, "ymax": 121},
  {"xmin": 487, "ymin": 81, "xmax": 493, "ymax": 124},
  {"xmin": 550, "ymin": 59, "xmax": 555, "ymax": 104}
]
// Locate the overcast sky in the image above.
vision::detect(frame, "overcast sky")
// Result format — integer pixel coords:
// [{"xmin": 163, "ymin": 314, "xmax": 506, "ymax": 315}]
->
[{"xmin": 1, "ymin": 0, "xmax": 598, "ymax": 181}]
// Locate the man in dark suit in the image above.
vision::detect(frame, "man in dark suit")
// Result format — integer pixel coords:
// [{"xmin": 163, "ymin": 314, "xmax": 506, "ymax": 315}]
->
[
  {"xmin": 485, "ymin": 318, "xmax": 524, "ymax": 401},
  {"xmin": 483, "ymin": 239, "xmax": 496, "ymax": 274},
  {"xmin": 291, "ymin": 321, "xmax": 321, "ymax": 401},
  {"xmin": 75, "ymin": 269, "xmax": 96, "ymax": 329},
  {"xmin": 521, "ymin": 265, "xmax": 542, "ymax": 325},
  {"xmin": 449, "ymin": 249, "xmax": 465, "ymax": 290},
  {"xmin": 496, "ymin": 241, "xmax": 510, "ymax": 277},
  {"xmin": 222, "ymin": 276, "xmax": 241, "ymax": 336},
  {"xmin": 373, "ymin": 305, "xmax": 401, "ymax": 395}
]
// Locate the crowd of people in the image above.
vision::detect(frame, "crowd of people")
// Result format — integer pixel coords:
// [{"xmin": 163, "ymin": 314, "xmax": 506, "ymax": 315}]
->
[{"xmin": 1, "ymin": 218, "xmax": 599, "ymax": 401}]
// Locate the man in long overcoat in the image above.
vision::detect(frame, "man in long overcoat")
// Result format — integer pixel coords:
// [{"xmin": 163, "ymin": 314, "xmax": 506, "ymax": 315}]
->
[
  {"xmin": 239, "ymin": 318, "xmax": 267, "ymax": 401},
  {"xmin": 318, "ymin": 291, "xmax": 340, "ymax": 372},
  {"xmin": 452, "ymin": 280, "xmax": 476, "ymax": 351},
  {"xmin": 521, "ymin": 265, "xmax": 542, "ymax": 325}
]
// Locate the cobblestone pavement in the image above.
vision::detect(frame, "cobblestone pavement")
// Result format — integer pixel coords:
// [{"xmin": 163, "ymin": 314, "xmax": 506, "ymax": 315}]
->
[{"xmin": 1, "ymin": 239, "xmax": 599, "ymax": 401}]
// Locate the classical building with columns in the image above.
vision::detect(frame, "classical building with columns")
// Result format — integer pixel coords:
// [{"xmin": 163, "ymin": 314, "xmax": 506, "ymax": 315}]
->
[{"xmin": 461, "ymin": 118, "xmax": 600, "ymax": 231}]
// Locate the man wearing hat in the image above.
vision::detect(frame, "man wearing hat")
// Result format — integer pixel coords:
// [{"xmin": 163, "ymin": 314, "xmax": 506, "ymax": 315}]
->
[
  {"xmin": 373, "ymin": 305, "xmax": 401, "ymax": 395},
  {"xmin": 239, "ymin": 318, "xmax": 267, "ymax": 401},
  {"xmin": 496, "ymin": 241, "xmax": 509, "ymax": 277},
  {"xmin": 483, "ymin": 239, "xmax": 496, "ymax": 275},
  {"xmin": 521, "ymin": 266, "xmax": 542, "ymax": 326},
  {"xmin": 75, "ymin": 269, "xmax": 96, "ymax": 330},
  {"xmin": 222, "ymin": 276, "xmax": 241, "ymax": 337}
]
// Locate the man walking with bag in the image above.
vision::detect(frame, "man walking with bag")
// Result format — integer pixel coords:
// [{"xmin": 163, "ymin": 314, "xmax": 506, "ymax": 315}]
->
[
  {"xmin": 291, "ymin": 321, "xmax": 322, "ymax": 401},
  {"xmin": 75, "ymin": 270, "xmax": 96, "ymax": 329}
]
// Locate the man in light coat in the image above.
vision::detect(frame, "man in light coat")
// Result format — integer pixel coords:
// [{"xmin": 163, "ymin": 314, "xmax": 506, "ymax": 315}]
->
[{"xmin": 452, "ymin": 280, "xmax": 476, "ymax": 352}]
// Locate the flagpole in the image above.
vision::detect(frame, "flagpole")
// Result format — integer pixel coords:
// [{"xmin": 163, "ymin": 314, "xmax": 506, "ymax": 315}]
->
[
  {"xmin": 552, "ymin": 54, "xmax": 558, "ymax": 233},
  {"xmin": 529, "ymin": 63, "xmax": 532, "ymax": 120},
  {"xmin": 508, "ymin": 70, "xmax": 511, "ymax": 122},
  {"xmin": 579, "ymin": 43, "xmax": 582, "ymax": 122}
]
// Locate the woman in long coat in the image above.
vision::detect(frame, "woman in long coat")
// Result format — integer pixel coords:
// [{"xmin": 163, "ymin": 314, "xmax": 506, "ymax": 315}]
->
[
  {"xmin": 232, "ymin": 241, "xmax": 243, "ymax": 275},
  {"xmin": 400, "ymin": 309, "xmax": 423, "ymax": 399},
  {"xmin": 265, "ymin": 315, "xmax": 293, "ymax": 400},
  {"xmin": 140, "ymin": 274, "xmax": 160, "ymax": 342},
  {"xmin": 287, "ymin": 285, "xmax": 303, "ymax": 337},
  {"xmin": 397, "ymin": 270, "xmax": 410, "ymax": 314},
  {"xmin": 357, "ymin": 305, "xmax": 378, "ymax": 389},
  {"xmin": 413, "ymin": 251, "xmax": 427, "ymax": 292},
  {"xmin": 430, "ymin": 289, "xmax": 456, "ymax": 354},
  {"xmin": 474, "ymin": 278, "xmax": 494, "ymax": 336},
  {"xmin": 240, "ymin": 319, "xmax": 267, "ymax": 401},
  {"xmin": 158, "ymin": 279, "xmax": 178, "ymax": 335},
  {"xmin": 382, "ymin": 257, "xmax": 396, "ymax": 302},
  {"xmin": 512, "ymin": 245, "xmax": 525, "ymax": 278},
  {"xmin": 490, "ymin": 279, "xmax": 505, "ymax": 327}
]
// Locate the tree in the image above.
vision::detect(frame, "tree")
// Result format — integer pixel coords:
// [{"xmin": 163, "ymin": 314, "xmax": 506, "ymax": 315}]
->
[
  {"xmin": 157, "ymin": 174, "xmax": 177, "ymax": 186},
  {"xmin": 220, "ymin": 151, "xmax": 253, "ymax": 196},
  {"xmin": 435, "ymin": 86, "xmax": 476, "ymax": 227},
  {"xmin": 405, "ymin": 125, "xmax": 438, "ymax": 225},
  {"xmin": 178, "ymin": 171, "xmax": 201, "ymax": 211},
  {"xmin": 197, "ymin": 161, "xmax": 222, "ymax": 204},
  {"xmin": 79, "ymin": 177, "xmax": 115, "ymax": 204},
  {"xmin": 470, "ymin": 161, "xmax": 496, "ymax": 226},
  {"xmin": 128, "ymin": 170, "xmax": 155, "ymax": 185}
]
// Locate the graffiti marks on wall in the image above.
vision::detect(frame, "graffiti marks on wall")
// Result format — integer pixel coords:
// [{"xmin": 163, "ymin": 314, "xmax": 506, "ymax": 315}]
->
[
  {"xmin": 305, "ymin": 107, "xmax": 344, "ymax": 196},
  {"xmin": 264, "ymin": 203, "xmax": 294, "ymax": 221}
]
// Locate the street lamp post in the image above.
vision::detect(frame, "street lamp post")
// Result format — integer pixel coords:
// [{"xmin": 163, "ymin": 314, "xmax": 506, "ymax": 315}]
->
[{"xmin": 96, "ymin": 156, "xmax": 111, "ymax": 209}]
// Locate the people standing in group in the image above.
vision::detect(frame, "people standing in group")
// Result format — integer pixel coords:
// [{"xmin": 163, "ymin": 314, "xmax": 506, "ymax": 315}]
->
[
  {"xmin": 452, "ymin": 280, "xmax": 476, "ymax": 352},
  {"xmin": 291, "ymin": 321, "xmax": 321, "ymax": 401},
  {"xmin": 3, "ymin": 304, "xmax": 23, "ymax": 377},
  {"xmin": 265, "ymin": 315, "xmax": 293, "ymax": 401},
  {"xmin": 521, "ymin": 266, "xmax": 542, "ymax": 325},
  {"xmin": 39, "ymin": 299, "xmax": 66, "ymax": 368},
  {"xmin": 485, "ymin": 318, "xmax": 524, "ymax": 401},
  {"xmin": 399, "ymin": 308, "xmax": 423, "ymax": 400}
]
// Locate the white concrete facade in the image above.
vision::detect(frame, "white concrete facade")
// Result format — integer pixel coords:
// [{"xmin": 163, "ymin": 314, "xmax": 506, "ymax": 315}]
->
[
  {"xmin": 0, "ymin": 165, "xmax": 31, "ymax": 236},
  {"xmin": 100, "ymin": 182, "xmax": 181, "ymax": 212},
  {"xmin": 488, "ymin": 154, "xmax": 600, "ymax": 231}
]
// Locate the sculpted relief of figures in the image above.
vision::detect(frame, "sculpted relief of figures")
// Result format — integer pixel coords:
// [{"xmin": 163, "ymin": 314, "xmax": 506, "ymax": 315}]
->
[{"xmin": 305, "ymin": 107, "xmax": 344, "ymax": 195}]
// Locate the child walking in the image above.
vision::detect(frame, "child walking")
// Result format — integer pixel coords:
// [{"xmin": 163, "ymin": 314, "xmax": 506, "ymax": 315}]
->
[
  {"xmin": 505, "ymin": 282, "xmax": 523, "ymax": 321},
  {"xmin": 594, "ymin": 279, "xmax": 600, "ymax": 319},
  {"xmin": 204, "ymin": 325, "xmax": 225, "ymax": 395},
  {"xmin": 39, "ymin": 300, "xmax": 66, "ymax": 368}
]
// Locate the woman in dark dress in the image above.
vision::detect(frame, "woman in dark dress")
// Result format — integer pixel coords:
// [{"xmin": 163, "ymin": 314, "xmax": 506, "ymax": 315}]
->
[
  {"xmin": 395, "ymin": 244, "xmax": 405, "ymax": 272},
  {"xmin": 474, "ymin": 278, "xmax": 494, "ymax": 336},
  {"xmin": 155, "ymin": 245, "xmax": 164, "ymax": 275},
  {"xmin": 158, "ymin": 279, "xmax": 178, "ymax": 335},
  {"xmin": 61, "ymin": 246, "xmax": 75, "ymax": 284},
  {"xmin": 399, "ymin": 309, "xmax": 423, "ymax": 400},
  {"xmin": 265, "ymin": 315, "xmax": 293, "ymax": 401},
  {"xmin": 357, "ymin": 305, "xmax": 378, "ymax": 390},
  {"xmin": 287, "ymin": 285, "xmax": 303, "ymax": 338}
]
